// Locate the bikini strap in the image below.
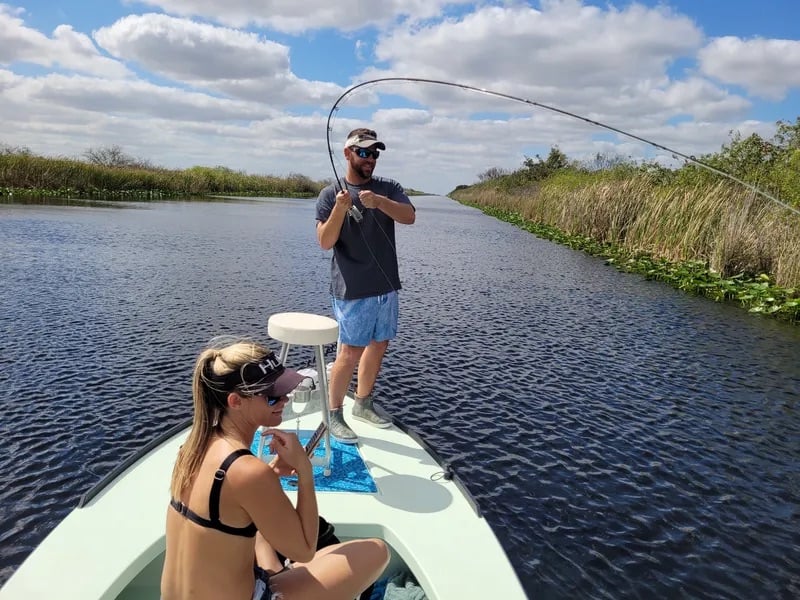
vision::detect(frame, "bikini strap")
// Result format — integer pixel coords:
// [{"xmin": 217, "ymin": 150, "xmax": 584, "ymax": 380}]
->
[{"xmin": 209, "ymin": 448, "xmax": 253, "ymax": 523}]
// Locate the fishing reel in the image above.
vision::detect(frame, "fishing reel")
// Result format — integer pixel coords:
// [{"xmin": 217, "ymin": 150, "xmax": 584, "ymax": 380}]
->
[
  {"xmin": 348, "ymin": 204, "xmax": 363, "ymax": 222},
  {"xmin": 335, "ymin": 181, "xmax": 364, "ymax": 222}
]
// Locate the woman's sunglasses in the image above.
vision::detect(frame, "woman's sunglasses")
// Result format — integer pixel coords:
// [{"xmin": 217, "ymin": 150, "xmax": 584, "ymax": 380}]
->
[
  {"xmin": 351, "ymin": 147, "xmax": 380, "ymax": 160},
  {"xmin": 258, "ymin": 393, "xmax": 285, "ymax": 406},
  {"xmin": 245, "ymin": 387, "xmax": 285, "ymax": 406}
]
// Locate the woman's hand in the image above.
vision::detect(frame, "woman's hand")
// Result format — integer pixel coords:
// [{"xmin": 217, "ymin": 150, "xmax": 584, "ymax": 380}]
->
[
  {"xmin": 265, "ymin": 429, "xmax": 311, "ymax": 476},
  {"xmin": 267, "ymin": 454, "xmax": 296, "ymax": 477}
]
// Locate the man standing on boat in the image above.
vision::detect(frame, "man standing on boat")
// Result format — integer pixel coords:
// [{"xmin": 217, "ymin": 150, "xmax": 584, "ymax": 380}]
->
[{"xmin": 316, "ymin": 128, "xmax": 416, "ymax": 443}]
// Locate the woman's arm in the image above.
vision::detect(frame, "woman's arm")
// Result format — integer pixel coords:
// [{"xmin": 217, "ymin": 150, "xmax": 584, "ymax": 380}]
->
[{"xmin": 235, "ymin": 434, "xmax": 319, "ymax": 562}]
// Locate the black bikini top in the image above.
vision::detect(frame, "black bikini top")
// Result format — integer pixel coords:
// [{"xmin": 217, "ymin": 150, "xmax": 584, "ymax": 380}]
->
[{"xmin": 170, "ymin": 448, "xmax": 258, "ymax": 538}]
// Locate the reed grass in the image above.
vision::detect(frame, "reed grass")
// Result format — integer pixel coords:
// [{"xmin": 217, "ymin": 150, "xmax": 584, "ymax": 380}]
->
[
  {"xmin": 0, "ymin": 153, "xmax": 323, "ymax": 199},
  {"xmin": 451, "ymin": 172, "xmax": 799, "ymax": 322}
]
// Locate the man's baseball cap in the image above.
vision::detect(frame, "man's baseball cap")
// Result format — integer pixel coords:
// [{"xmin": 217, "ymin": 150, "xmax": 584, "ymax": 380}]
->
[{"xmin": 344, "ymin": 129, "xmax": 386, "ymax": 150}]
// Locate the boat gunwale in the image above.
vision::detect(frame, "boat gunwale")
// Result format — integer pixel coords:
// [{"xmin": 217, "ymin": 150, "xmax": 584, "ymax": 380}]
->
[
  {"xmin": 389, "ymin": 417, "xmax": 483, "ymax": 518},
  {"xmin": 78, "ymin": 417, "xmax": 192, "ymax": 508}
]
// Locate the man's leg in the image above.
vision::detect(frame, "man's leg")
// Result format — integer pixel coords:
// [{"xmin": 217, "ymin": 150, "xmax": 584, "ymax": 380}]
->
[
  {"xmin": 327, "ymin": 343, "xmax": 364, "ymax": 443},
  {"xmin": 329, "ymin": 294, "xmax": 377, "ymax": 443},
  {"xmin": 351, "ymin": 291, "xmax": 397, "ymax": 428},
  {"xmin": 355, "ymin": 340, "xmax": 388, "ymax": 398},
  {"xmin": 352, "ymin": 339, "xmax": 392, "ymax": 428},
  {"xmin": 329, "ymin": 343, "xmax": 364, "ymax": 410},
  {"xmin": 330, "ymin": 292, "xmax": 395, "ymax": 436}
]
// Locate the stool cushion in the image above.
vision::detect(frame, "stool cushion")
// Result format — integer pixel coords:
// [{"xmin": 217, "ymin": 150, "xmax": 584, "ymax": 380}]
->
[{"xmin": 268, "ymin": 312, "xmax": 339, "ymax": 346}]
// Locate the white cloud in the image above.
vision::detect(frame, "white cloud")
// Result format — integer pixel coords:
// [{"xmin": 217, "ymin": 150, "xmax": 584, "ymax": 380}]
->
[
  {"xmin": 355, "ymin": 0, "xmax": 744, "ymax": 143},
  {"xmin": 93, "ymin": 13, "xmax": 343, "ymax": 105},
  {"xmin": 132, "ymin": 0, "xmax": 476, "ymax": 32},
  {"xmin": 342, "ymin": 1, "xmax": 751, "ymax": 191},
  {"xmin": 373, "ymin": 2, "xmax": 702, "ymax": 89},
  {"xmin": 639, "ymin": 77, "xmax": 751, "ymax": 121},
  {"xmin": 94, "ymin": 13, "xmax": 290, "ymax": 80},
  {"xmin": 8, "ymin": 72, "xmax": 276, "ymax": 120},
  {"xmin": 0, "ymin": 4, "xmax": 130, "ymax": 77},
  {"xmin": 699, "ymin": 36, "xmax": 800, "ymax": 100}
]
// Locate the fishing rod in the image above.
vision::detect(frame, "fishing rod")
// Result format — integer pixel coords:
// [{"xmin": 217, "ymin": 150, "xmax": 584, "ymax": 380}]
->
[{"xmin": 325, "ymin": 76, "xmax": 800, "ymax": 217}]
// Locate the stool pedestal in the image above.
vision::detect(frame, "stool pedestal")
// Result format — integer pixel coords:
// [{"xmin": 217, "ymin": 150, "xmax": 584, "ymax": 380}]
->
[{"xmin": 266, "ymin": 312, "xmax": 338, "ymax": 475}]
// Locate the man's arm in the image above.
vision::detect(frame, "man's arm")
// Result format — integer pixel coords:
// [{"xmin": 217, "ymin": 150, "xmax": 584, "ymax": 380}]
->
[
  {"xmin": 359, "ymin": 190, "xmax": 416, "ymax": 225},
  {"xmin": 316, "ymin": 189, "xmax": 351, "ymax": 250}
]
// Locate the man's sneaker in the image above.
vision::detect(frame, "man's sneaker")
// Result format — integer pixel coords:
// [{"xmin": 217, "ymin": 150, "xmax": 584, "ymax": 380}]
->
[
  {"xmin": 329, "ymin": 407, "xmax": 358, "ymax": 444},
  {"xmin": 352, "ymin": 393, "xmax": 392, "ymax": 428}
]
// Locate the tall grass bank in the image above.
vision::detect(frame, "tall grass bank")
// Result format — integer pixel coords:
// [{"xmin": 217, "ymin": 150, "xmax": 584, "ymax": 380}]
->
[
  {"xmin": 451, "ymin": 173, "xmax": 799, "ymax": 323},
  {"xmin": 0, "ymin": 148, "xmax": 323, "ymax": 199},
  {"xmin": 451, "ymin": 120, "xmax": 800, "ymax": 323}
]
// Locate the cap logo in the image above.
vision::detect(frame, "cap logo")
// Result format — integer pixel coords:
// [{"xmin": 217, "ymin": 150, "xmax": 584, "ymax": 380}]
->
[
  {"xmin": 254, "ymin": 354, "xmax": 282, "ymax": 375},
  {"xmin": 229, "ymin": 352, "xmax": 285, "ymax": 395}
]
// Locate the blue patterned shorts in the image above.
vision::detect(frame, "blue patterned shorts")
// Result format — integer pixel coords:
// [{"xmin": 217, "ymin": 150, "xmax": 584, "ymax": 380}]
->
[{"xmin": 331, "ymin": 291, "xmax": 399, "ymax": 347}]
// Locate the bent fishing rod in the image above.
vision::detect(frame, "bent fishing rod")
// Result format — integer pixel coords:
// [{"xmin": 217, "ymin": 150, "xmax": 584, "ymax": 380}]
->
[{"xmin": 325, "ymin": 77, "xmax": 799, "ymax": 218}]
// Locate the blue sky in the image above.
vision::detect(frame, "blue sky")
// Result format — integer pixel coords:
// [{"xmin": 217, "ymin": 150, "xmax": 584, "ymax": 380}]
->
[{"xmin": 2, "ymin": 0, "xmax": 799, "ymax": 194}]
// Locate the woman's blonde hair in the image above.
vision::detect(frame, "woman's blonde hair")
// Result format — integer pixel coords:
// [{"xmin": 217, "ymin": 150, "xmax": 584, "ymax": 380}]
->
[{"xmin": 169, "ymin": 339, "xmax": 269, "ymax": 498}]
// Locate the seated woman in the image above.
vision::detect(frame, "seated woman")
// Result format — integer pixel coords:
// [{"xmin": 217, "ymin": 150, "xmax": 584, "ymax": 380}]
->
[{"xmin": 161, "ymin": 338, "xmax": 389, "ymax": 600}]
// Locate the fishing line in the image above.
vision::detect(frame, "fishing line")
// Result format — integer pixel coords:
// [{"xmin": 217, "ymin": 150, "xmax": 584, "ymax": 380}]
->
[{"xmin": 326, "ymin": 76, "xmax": 800, "ymax": 218}]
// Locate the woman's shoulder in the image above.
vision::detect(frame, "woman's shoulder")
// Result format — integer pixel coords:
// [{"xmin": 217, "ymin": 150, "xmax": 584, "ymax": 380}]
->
[
  {"xmin": 200, "ymin": 443, "xmax": 273, "ymax": 485},
  {"xmin": 223, "ymin": 450, "xmax": 280, "ymax": 487}
]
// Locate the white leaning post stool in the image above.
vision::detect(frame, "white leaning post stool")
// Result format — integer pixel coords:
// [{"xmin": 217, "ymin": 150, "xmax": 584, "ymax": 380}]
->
[{"xmin": 267, "ymin": 312, "xmax": 339, "ymax": 475}]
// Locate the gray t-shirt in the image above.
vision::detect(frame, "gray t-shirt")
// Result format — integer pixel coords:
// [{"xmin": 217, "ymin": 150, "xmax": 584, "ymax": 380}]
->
[{"xmin": 316, "ymin": 177, "xmax": 414, "ymax": 299}]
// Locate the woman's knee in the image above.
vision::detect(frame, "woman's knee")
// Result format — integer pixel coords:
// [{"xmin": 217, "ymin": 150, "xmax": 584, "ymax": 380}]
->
[
  {"xmin": 363, "ymin": 538, "xmax": 390, "ymax": 571},
  {"xmin": 330, "ymin": 538, "xmax": 390, "ymax": 573}
]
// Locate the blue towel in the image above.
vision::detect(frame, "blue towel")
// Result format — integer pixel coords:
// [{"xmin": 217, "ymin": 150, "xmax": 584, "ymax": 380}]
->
[{"xmin": 251, "ymin": 429, "xmax": 377, "ymax": 493}]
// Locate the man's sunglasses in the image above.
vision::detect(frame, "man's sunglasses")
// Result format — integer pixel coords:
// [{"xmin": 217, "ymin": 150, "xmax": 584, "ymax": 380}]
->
[{"xmin": 351, "ymin": 147, "xmax": 380, "ymax": 160}]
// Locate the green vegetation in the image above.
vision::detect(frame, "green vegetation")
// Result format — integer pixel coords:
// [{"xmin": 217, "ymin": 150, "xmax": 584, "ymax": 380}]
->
[
  {"xmin": 0, "ymin": 143, "xmax": 433, "ymax": 199},
  {"xmin": 0, "ymin": 144, "xmax": 324, "ymax": 199},
  {"xmin": 451, "ymin": 118, "xmax": 800, "ymax": 323}
]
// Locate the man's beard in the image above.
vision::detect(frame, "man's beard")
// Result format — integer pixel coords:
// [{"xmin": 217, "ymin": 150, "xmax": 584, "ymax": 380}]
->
[{"xmin": 351, "ymin": 160, "xmax": 373, "ymax": 181}]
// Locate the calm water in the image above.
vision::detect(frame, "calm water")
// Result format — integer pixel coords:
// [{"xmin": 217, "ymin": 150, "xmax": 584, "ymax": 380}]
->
[{"xmin": 1, "ymin": 196, "xmax": 799, "ymax": 598}]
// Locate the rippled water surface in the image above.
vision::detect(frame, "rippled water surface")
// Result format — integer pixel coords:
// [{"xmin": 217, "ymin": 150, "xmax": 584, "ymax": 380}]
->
[{"xmin": 1, "ymin": 196, "xmax": 799, "ymax": 598}]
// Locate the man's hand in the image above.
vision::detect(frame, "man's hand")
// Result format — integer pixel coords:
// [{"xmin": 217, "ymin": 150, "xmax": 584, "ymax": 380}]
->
[
  {"xmin": 335, "ymin": 189, "xmax": 352, "ymax": 211},
  {"xmin": 359, "ymin": 190, "xmax": 385, "ymax": 209}
]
